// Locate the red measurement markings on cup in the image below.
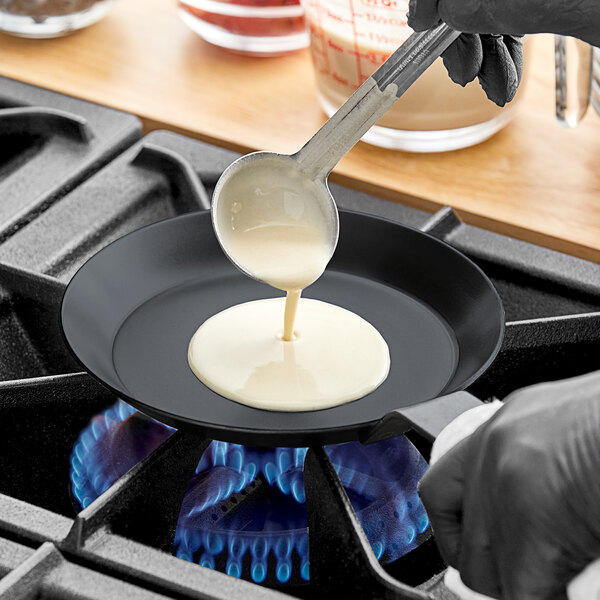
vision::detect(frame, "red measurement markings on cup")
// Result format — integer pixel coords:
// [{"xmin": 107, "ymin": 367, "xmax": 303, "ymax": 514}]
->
[
  {"xmin": 360, "ymin": 0, "xmax": 408, "ymax": 8},
  {"xmin": 361, "ymin": 12, "xmax": 408, "ymax": 28},
  {"xmin": 348, "ymin": 0, "xmax": 365, "ymax": 85},
  {"xmin": 306, "ymin": 0, "xmax": 411, "ymax": 91},
  {"xmin": 351, "ymin": 1, "xmax": 408, "ymax": 52},
  {"xmin": 308, "ymin": 2, "xmax": 331, "ymax": 75}
]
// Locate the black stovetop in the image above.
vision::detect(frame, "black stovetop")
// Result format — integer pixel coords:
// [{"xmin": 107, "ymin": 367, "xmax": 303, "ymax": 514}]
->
[{"xmin": 0, "ymin": 76, "xmax": 598, "ymax": 600}]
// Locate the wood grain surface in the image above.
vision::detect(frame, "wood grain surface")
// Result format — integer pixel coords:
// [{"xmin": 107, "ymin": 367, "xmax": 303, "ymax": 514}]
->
[{"xmin": 1, "ymin": 0, "xmax": 599, "ymax": 262}]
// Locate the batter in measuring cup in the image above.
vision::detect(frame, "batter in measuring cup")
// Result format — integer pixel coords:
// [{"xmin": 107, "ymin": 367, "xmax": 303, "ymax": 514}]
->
[
  {"xmin": 188, "ymin": 161, "xmax": 390, "ymax": 411},
  {"xmin": 304, "ymin": 0, "xmax": 527, "ymax": 145}
]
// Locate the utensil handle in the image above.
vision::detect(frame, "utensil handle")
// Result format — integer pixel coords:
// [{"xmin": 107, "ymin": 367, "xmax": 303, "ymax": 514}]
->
[
  {"xmin": 363, "ymin": 391, "xmax": 483, "ymax": 444},
  {"xmin": 371, "ymin": 23, "xmax": 461, "ymax": 97},
  {"xmin": 294, "ymin": 24, "xmax": 461, "ymax": 180},
  {"xmin": 555, "ymin": 35, "xmax": 593, "ymax": 127}
]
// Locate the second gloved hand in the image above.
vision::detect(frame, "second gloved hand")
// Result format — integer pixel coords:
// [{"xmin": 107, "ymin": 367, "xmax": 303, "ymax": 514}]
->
[{"xmin": 418, "ymin": 371, "xmax": 600, "ymax": 600}]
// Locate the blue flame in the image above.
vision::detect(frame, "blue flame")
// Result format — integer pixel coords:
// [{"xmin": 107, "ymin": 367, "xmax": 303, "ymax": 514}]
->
[
  {"xmin": 69, "ymin": 400, "xmax": 175, "ymax": 508},
  {"xmin": 70, "ymin": 401, "xmax": 429, "ymax": 585},
  {"xmin": 174, "ymin": 436, "xmax": 429, "ymax": 583}
]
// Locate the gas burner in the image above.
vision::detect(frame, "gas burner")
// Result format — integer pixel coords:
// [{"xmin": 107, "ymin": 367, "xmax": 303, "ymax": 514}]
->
[
  {"xmin": 70, "ymin": 401, "xmax": 430, "ymax": 585},
  {"xmin": 70, "ymin": 400, "xmax": 175, "ymax": 508}
]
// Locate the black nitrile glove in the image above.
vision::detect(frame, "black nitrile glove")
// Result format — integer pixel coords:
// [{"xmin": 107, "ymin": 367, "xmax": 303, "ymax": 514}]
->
[
  {"xmin": 408, "ymin": 0, "xmax": 600, "ymax": 107},
  {"xmin": 419, "ymin": 371, "xmax": 600, "ymax": 600},
  {"xmin": 408, "ymin": 0, "xmax": 600, "ymax": 49},
  {"xmin": 408, "ymin": 0, "xmax": 523, "ymax": 107}
]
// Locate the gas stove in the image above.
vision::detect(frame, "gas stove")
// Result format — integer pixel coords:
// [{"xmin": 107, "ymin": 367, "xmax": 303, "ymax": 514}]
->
[
  {"xmin": 0, "ymin": 76, "xmax": 598, "ymax": 600},
  {"xmin": 70, "ymin": 406, "xmax": 431, "ymax": 588}
]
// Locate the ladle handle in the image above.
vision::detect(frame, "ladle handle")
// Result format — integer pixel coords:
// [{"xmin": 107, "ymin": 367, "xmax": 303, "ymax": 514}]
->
[{"xmin": 294, "ymin": 23, "xmax": 461, "ymax": 180}]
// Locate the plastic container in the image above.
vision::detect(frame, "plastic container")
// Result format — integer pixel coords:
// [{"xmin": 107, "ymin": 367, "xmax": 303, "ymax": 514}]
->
[
  {"xmin": 178, "ymin": 0, "xmax": 309, "ymax": 57},
  {"xmin": 302, "ymin": 0, "xmax": 529, "ymax": 152},
  {"xmin": 0, "ymin": 0, "xmax": 117, "ymax": 38}
]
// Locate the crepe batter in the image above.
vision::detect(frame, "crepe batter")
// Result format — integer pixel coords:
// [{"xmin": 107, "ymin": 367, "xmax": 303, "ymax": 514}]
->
[
  {"xmin": 189, "ymin": 160, "xmax": 391, "ymax": 411},
  {"xmin": 188, "ymin": 298, "xmax": 390, "ymax": 410}
]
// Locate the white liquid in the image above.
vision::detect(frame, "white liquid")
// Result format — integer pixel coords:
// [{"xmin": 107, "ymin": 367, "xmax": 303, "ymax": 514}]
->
[
  {"xmin": 190, "ymin": 158, "xmax": 391, "ymax": 411},
  {"xmin": 188, "ymin": 298, "xmax": 390, "ymax": 411},
  {"xmin": 216, "ymin": 160, "xmax": 333, "ymax": 293},
  {"xmin": 222, "ymin": 219, "xmax": 331, "ymax": 294},
  {"xmin": 215, "ymin": 159, "xmax": 333, "ymax": 340}
]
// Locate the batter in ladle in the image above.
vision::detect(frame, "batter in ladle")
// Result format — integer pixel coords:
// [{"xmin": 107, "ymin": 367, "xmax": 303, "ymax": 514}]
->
[
  {"xmin": 188, "ymin": 159, "xmax": 391, "ymax": 411},
  {"xmin": 213, "ymin": 161, "xmax": 333, "ymax": 341}
]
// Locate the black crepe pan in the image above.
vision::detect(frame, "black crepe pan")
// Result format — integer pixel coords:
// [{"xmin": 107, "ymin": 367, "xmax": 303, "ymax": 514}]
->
[{"xmin": 61, "ymin": 210, "xmax": 504, "ymax": 447}]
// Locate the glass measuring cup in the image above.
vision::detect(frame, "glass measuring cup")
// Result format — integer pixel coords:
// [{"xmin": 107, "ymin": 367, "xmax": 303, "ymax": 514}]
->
[{"xmin": 302, "ymin": 0, "xmax": 529, "ymax": 152}]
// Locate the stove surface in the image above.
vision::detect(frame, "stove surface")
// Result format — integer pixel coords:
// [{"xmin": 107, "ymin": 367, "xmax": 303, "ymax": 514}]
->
[{"xmin": 0, "ymin": 76, "xmax": 598, "ymax": 600}]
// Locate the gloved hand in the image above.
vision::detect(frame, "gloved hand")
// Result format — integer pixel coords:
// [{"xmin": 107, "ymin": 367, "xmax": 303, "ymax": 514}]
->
[
  {"xmin": 418, "ymin": 371, "xmax": 600, "ymax": 600},
  {"xmin": 408, "ymin": 0, "xmax": 600, "ymax": 107}
]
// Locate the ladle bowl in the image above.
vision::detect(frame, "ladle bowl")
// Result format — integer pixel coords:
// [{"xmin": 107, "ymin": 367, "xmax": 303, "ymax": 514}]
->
[{"xmin": 211, "ymin": 151, "xmax": 340, "ymax": 285}]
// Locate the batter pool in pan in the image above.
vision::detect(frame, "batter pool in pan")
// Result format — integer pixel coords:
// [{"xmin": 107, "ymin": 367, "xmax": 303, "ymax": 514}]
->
[{"xmin": 70, "ymin": 400, "xmax": 430, "ymax": 585}]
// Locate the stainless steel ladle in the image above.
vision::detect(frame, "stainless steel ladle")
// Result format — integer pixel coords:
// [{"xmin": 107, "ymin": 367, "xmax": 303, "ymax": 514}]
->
[{"xmin": 212, "ymin": 24, "xmax": 461, "ymax": 281}]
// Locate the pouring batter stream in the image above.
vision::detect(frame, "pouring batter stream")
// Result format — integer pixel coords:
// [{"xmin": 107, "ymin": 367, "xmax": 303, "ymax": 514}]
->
[{"xmin": 188, "ymin": 159, "xmax": 391, "ymax": 411}]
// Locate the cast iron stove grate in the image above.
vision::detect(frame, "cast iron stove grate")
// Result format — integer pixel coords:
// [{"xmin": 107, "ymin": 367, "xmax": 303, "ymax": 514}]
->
[{"xmin": 0, "ymin": 77, "xmax": 598, "ymax": 600}]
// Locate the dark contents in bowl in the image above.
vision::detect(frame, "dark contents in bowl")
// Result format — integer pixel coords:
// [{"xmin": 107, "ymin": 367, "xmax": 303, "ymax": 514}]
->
[{"xmin": 0, "ymin": 0, "xmax": 104, "ymax": 17}]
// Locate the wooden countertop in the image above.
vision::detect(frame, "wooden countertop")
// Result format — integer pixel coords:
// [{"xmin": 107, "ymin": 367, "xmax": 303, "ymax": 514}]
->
[{"xmin": 1, "ymin": 0, "xmax": 600, "ymax": 262}]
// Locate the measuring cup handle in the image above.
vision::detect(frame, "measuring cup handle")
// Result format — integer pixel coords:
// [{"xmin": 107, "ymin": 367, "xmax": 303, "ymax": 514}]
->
[
  {"xmin": 555, "ymin": 35, "xmax": 593, "ymax": 127},
  {"xmin": 363, "ymin": 391, "xmax": 483, "ymax": 444}
]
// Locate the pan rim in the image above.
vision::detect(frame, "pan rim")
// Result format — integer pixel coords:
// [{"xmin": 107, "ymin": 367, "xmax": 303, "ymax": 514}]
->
[{"xmin": 60, "ymin": 209, "xmax": 505, "ymax": 443}]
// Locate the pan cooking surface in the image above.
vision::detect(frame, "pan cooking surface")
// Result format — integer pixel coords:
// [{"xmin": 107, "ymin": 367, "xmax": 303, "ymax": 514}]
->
[
  {"xmin": 62, "ymin": 210, "xmax": 504, "ymax": 445},
  {"xmin": 112, "ymin": 269, "xmax": 459, "ymax": 434}
]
